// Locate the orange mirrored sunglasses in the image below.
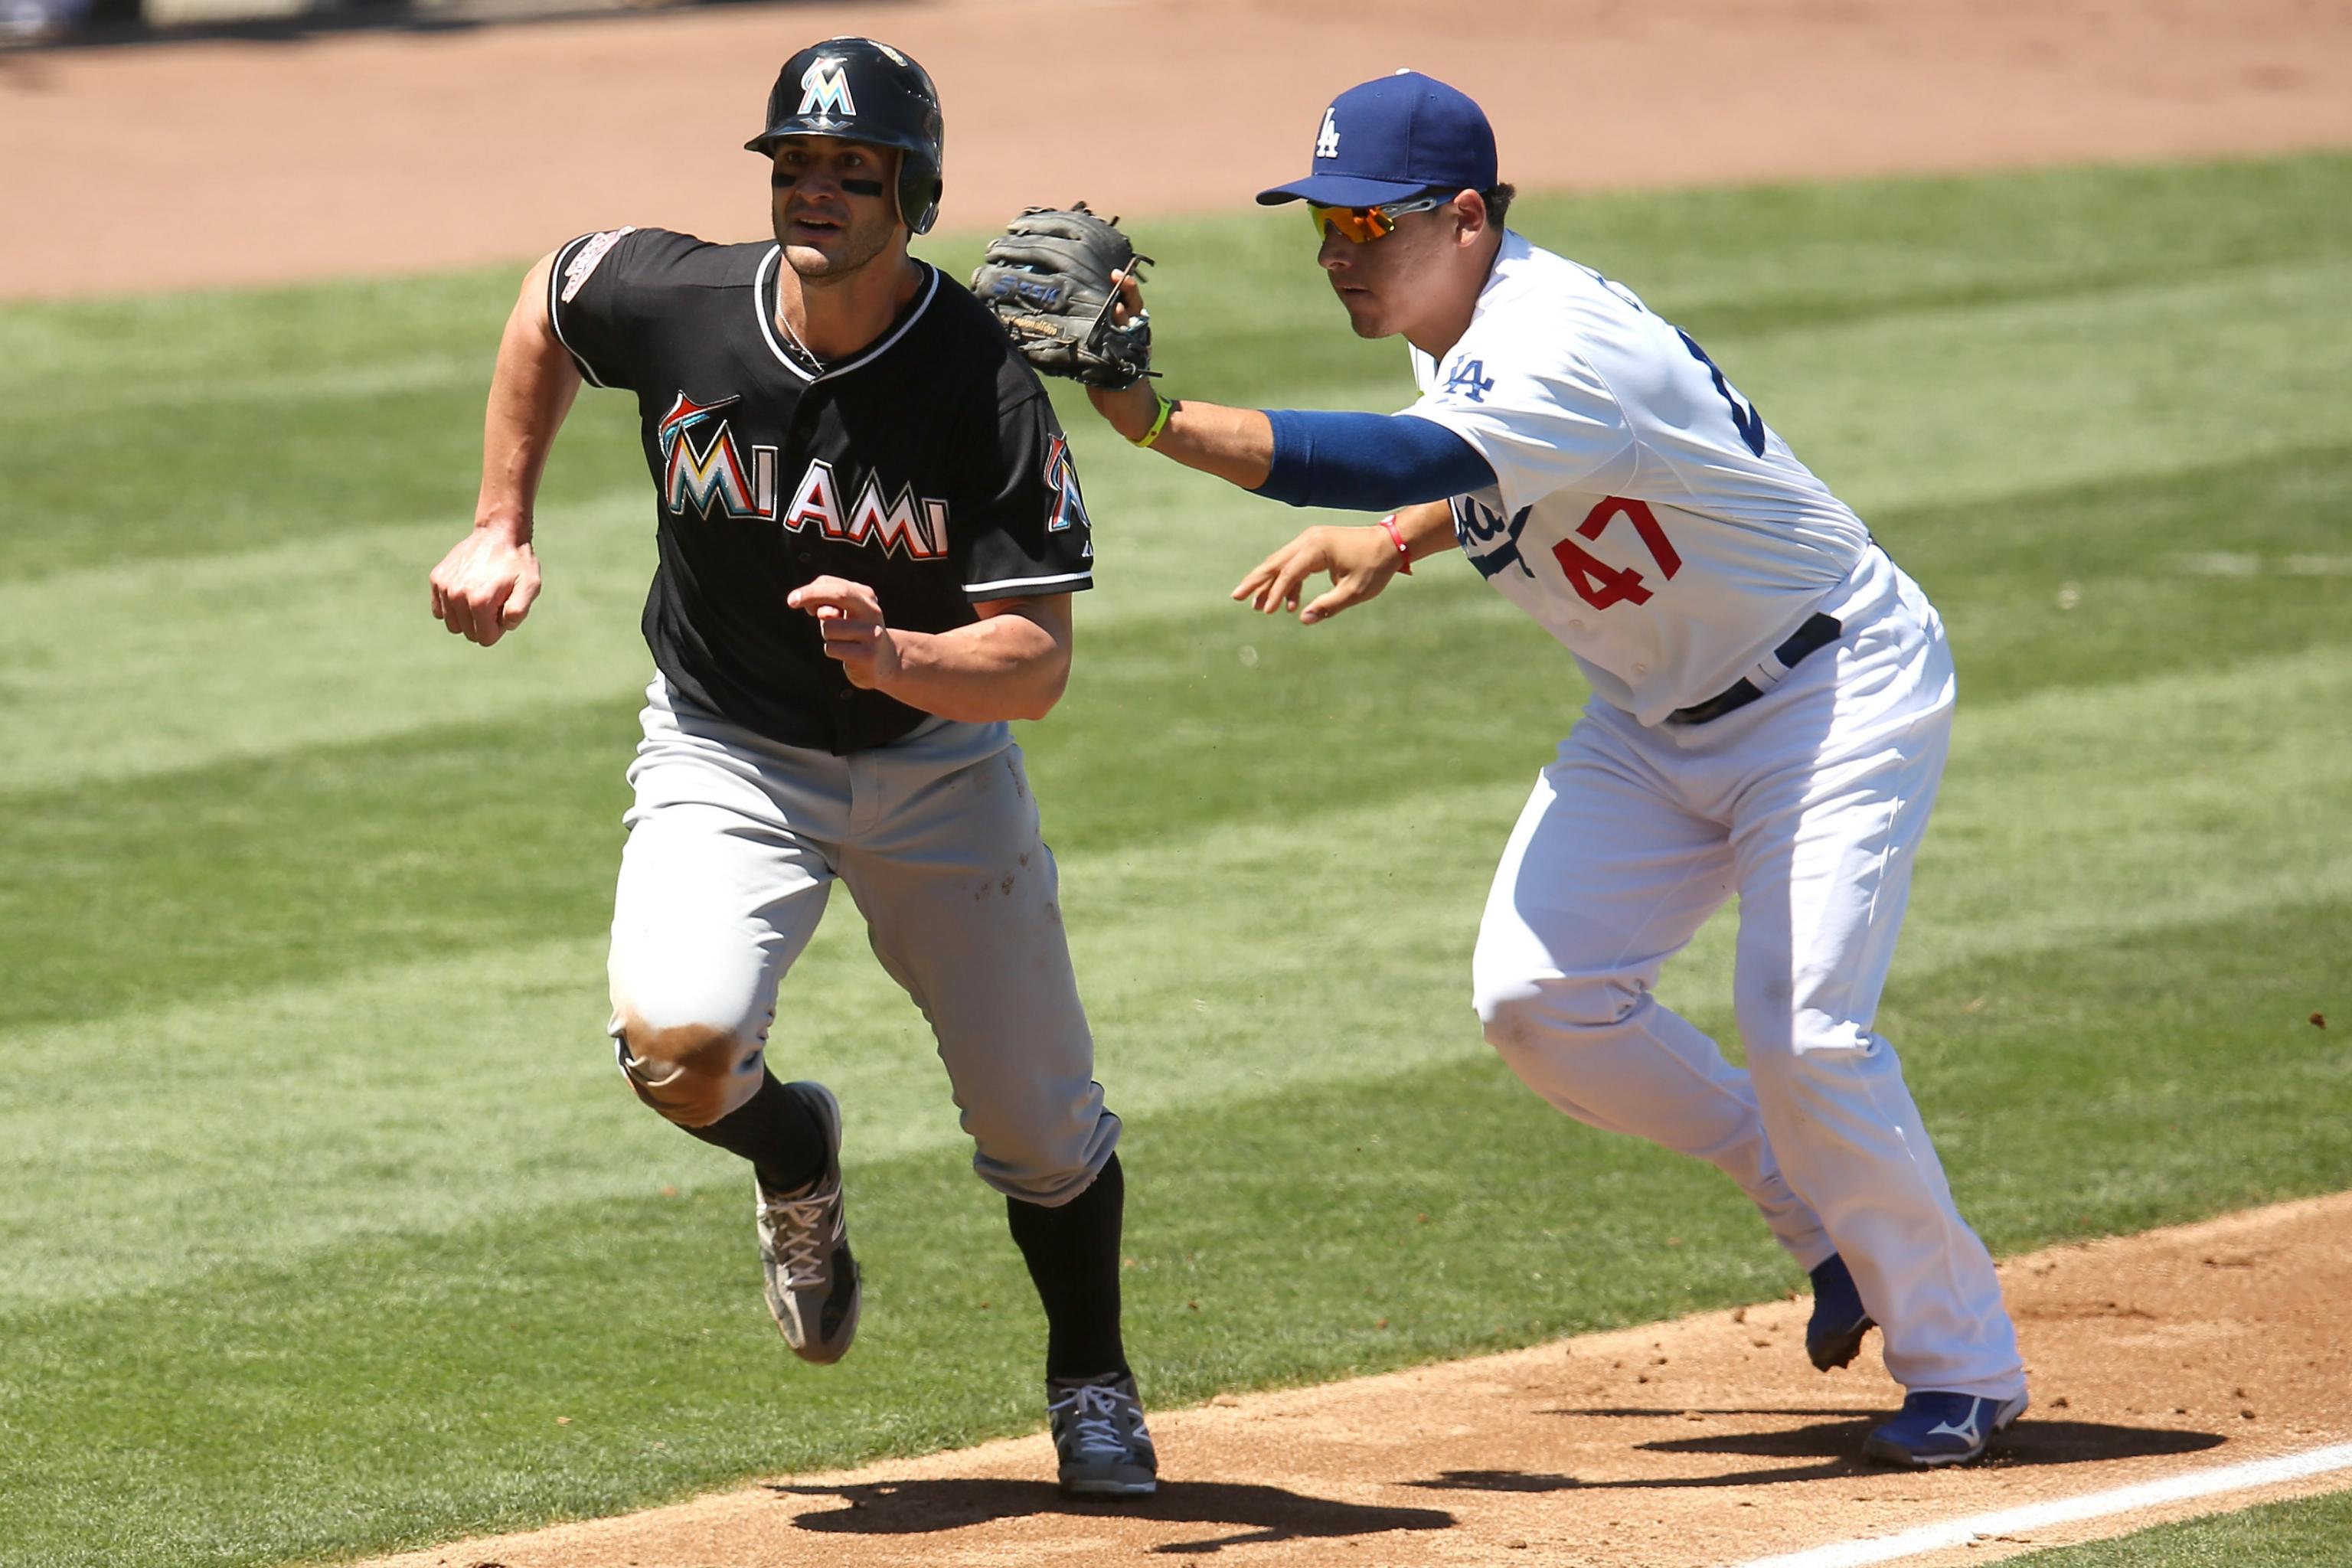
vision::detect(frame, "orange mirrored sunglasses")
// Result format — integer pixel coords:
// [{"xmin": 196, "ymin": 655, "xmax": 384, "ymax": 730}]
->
[{"xmin": 1306, "ymin": 192, "xmax": 1450, "ymax": 243}]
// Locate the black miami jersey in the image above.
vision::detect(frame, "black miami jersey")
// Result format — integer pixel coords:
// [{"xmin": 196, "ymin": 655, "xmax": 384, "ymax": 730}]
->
[{"xmin": 547, "ymin": 226, "xmax": 1096, "ymax": 753}]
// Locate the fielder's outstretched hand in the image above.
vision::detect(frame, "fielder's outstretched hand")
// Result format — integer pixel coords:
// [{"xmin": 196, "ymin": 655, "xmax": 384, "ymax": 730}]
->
[
  {"xmin": 1233, "ymin": 524, "xmax": 1404, "ymax": 626},
  {"xmin": 790, "ymin": 576, "xmax": 903, "ymax": 688},
  {"xmin": 430, "ymin": 527, "xmax": 541, "ymax": 646}
]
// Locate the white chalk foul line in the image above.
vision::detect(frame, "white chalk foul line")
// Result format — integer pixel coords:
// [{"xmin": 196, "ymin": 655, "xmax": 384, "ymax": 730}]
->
[{"xmin": 1731, "ymin": 1440, "xmax": 2352, "ymax": 1568}]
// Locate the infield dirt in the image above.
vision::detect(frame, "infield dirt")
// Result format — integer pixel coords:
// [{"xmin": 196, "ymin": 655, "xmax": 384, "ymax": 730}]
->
[{"xmin": 352, "ymin": 1194, "xmax": 2352, "ymax": 1568}]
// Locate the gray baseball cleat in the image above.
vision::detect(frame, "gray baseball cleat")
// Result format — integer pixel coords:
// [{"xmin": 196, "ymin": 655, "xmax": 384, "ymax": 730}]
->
[
  {"xmin": 754, "ymin": 1082, "xmax": 861, "ymax": 1364},
  {"xmin": 1047, "ymin": 1373, "xmax": 1158, "ymax": 1497}
]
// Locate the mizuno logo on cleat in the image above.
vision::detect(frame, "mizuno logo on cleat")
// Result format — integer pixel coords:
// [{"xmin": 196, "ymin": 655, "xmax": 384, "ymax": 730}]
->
[{"xmin": 1926, "ymin": 1403, "xmax": 1985, "ymax": 1444}]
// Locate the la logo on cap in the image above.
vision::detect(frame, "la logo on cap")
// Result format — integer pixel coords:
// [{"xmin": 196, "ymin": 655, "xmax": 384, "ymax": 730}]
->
[{"xmin": 1257, "ymin": 70, "xmax": 1494, "ymax": 210}]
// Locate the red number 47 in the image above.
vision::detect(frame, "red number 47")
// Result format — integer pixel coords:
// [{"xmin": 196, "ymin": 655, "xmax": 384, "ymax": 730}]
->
[{"xmin": 1551, "ymin": 496, "xmax": 1681, "ymax": 611}]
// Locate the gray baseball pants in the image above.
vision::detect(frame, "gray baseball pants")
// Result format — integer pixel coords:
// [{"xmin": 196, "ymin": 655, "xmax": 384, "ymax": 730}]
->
[{"xmin": 606, "ymin": 675, "xmax": 1119, "ymax": 1205}]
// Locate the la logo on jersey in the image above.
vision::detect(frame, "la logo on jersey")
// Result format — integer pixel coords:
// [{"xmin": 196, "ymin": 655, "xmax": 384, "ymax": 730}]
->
[
  {"xmin": 658, "ymin": 390, "xmax": 948, "ymax": 560},
  {"xmin": 1443, "ymin": 358, "xmax": 1494, "ymax": 403},
  {"xmin": 1315, "ymin": 107, "xmax": 1341, "ymax": 159},
  {"xmin": 1452, "ymin": 495, "xmax": 1535, "ymax": 580},
  {"xmin": 797, "ymin": 57, "xmax": 856, "ymax": 117}
]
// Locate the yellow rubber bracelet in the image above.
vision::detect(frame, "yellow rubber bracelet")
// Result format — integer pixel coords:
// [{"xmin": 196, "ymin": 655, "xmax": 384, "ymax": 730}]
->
[{"xmin": 1132, "ymin": 394, "xmax": 1176, "ymax": 449}]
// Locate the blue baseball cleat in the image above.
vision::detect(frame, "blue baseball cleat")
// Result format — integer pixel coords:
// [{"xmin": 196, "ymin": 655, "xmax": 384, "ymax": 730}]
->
[
  {"xmin": 1864, "ymin": 1390, "xmax": 2029, "ymax": 1467},
  {"xmin": 1805, "ymin": 1253, "xmax": 1876, "ymax": 1372}
]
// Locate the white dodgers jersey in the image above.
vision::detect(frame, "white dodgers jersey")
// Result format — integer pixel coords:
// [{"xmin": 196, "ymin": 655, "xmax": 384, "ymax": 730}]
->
[{"xmin": 1403, "ymin": 232, "xmax": 1874, "ymax": 724}]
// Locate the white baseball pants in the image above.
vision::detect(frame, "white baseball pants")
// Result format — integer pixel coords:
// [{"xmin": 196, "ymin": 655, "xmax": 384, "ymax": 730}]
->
[
  {"xmin": 1472, "ymin": 550, "xmax": 2024, "ymax": 1399},
  {"xmin": 606, "ymin": 676, "xmax": 1119, "ymax": 1206}
]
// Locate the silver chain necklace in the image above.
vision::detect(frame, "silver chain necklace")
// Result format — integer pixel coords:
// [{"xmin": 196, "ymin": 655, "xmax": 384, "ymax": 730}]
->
[{"xmin": 773, "ymin": 287, "xmax": 828, "ymax": 373}]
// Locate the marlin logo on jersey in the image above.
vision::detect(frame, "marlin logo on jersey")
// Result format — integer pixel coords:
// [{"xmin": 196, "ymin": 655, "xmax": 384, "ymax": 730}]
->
[
  {"xmin": 797, "ymin": 57, "xmax": 857, "ymax": 117},
  {"xmin": 782, "ymin": 459, "xmax": 949, "ymax": 560},
  {"xmin": 1315, "ymin": 107, "xmax": 1341, "ymax": 159},
  {"xmin": 1040, "ymin": 434, "xmax": 1089, "ymax": 534},
  {"xmin": 660, "ymin": 392, "xmax": 776, "ymax": 521},
  {"xmin": 1452, "ymin": 496, "xmax": 1537, "ymax": 580}
]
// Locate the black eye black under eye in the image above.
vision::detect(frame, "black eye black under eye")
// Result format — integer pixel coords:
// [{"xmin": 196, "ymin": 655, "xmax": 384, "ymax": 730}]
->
[{"xmin": 770, "ymin": 172, "xmax": 887, "ymax": 199}]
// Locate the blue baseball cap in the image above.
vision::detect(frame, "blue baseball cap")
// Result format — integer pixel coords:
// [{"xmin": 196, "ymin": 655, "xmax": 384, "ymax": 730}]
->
[{"xmin": 1256, "ymin": 70, "xmax": 1498, "ymax": 208}]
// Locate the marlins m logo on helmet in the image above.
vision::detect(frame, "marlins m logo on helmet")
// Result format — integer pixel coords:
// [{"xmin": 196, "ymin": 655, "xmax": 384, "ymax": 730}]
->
[{"xmin": 797, "ymin": 57, "xmax": 857, "ymax": 116}]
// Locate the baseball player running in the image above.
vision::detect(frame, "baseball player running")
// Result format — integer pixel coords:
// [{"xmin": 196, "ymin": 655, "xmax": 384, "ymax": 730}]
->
[
  {"xmin": 1080, "ymin": 71, "xmax": 2027, "ymax": 1466},
  {"xmin": 426, "ymin": 38, "xmax": 1155, "ymax": 1496}
]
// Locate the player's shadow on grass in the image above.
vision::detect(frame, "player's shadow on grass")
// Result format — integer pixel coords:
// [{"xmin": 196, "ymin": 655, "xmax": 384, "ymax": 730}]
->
[
  {"xmin": 769, "ymin": 1478, "xmax": 1455, "ymax": 1553},
  {"xmin": 1400, "ymin": 1410, "xmax": 2224, "ymax": 1491}
]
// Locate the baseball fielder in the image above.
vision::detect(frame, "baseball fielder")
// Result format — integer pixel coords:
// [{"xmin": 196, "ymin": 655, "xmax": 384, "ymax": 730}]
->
[
  {"xmin": 427, "ymin": 38, "xmax": 1155, "ymax": 1496},
  {"xmin": 1083, "ymin": 71, "xmax": 2027, "ymax": 1466}
]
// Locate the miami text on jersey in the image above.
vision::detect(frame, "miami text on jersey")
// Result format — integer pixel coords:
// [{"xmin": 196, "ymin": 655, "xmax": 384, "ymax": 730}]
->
[
  {"xmin": 783, "ymin": 459, "xmax": 949, "ymax": 559},
  {"xmin": 658, "ymin": 390, "xmax": 949, "ymax": 560}
]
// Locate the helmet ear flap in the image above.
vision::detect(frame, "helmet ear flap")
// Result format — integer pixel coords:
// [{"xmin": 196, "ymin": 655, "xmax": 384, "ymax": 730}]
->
[{"xmin": 900, "ymin": 157, "xmax": 942, "ymax": 235}]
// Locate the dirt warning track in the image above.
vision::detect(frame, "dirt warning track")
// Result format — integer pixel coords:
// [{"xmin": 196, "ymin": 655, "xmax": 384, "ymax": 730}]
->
[
  {"xmin": 358, "ymin": 1194, "xmax": 2352, "ymax": 1568},
  {"xmin": 5, "ymin": 0, "xmax": 2352, "ymax": 301}
]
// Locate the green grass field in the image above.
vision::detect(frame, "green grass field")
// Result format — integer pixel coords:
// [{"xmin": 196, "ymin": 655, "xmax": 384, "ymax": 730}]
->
[
  {"xmin": 2022, "ymin": 1488, "xmax": 2352, "ymax": 1566},
  {"xmin": 2, "ymin": 152, "xmax": 2348, "ymax": 1568}
]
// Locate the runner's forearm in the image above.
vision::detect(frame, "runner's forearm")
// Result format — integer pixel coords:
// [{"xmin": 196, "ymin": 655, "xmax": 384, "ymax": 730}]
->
[
  {"xmin": 475, "ymin": 254, "xmax": 583, "ymax": 543},
  {"xmin": 880, "ymin": 599, "xmax": 1073, "ymax": 722}
]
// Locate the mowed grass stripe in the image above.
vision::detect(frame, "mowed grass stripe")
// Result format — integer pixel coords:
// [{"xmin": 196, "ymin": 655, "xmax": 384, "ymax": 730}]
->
[
  {"xmin": 1880, "ymin": 902, "xmax": 2350, "ymax": 1256},
  {"xmin": 1539, "ymin": 153, "xmax": 2352, "ymax": 342},
  {"xmin": 1714, "ymin": 256, "xmax": 2352, "ymax": 517},
  {"xmin": 4, "ymin": 152, "xmax": 2349, "ymax": 583},
  {"xmin": 8, "ymin": 640, "xmax": 2347, "ymax": 1309},
  {"xmin": 8, "ymin": 253, "xmax": 2349, "ymax": 788},
  {"xmin": 0, "ymin": 453, "xmax": 1359, "ymax": 795},
  {"xmin": 2, "ymin": 897, "xmax": 2345, "ymax": 1568},
  {"xmin": 1893, "ymin": 442, "xmax": 2351, "ymax": 707},
  {"xmin": 2, "ymin": 420, "xmax": 2344, "ymax": 804},
  {"xmin": 0, "ymin": 267, "xmax": 631, "ymax": 581},
  {"xmin": 8, "ymin": 429, "xmax": 2347, "ymax": 1039}
]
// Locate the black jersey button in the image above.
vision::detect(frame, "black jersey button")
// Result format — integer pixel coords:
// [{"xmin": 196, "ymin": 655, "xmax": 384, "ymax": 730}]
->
[{"xmin": 797, "ymin": 550, "xmax": 812, "ymax": 563}]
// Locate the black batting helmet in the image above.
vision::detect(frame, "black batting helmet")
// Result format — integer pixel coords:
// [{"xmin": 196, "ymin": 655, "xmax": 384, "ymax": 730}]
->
[{"xmin": 746, "ymin": 38, "xmax": 946, "ymax": 236}]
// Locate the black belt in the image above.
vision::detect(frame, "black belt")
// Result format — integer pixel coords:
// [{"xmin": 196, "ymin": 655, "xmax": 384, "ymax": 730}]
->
[{"xmin": 1669, "ymin": 612, "xmax": 1844, "ymax": 725}]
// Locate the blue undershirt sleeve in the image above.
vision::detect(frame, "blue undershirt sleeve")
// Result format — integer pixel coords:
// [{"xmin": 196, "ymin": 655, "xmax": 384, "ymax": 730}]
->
[{"xmin": 1250, "ymin": 409, "xmax": 1495, "ymax": 511}]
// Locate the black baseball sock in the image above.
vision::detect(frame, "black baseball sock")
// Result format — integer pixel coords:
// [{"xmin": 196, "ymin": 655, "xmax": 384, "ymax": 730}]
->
[
  {"xmin": 1008, "ymin": 1152, "xmax": 1130, "ymax": 1382},
  {"xmin": 681, "ymin": 1071, "xmax": 829, "ymax": 1195}
]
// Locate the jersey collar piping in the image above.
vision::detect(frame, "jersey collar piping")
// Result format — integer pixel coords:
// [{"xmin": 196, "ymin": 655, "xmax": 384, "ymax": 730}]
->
[{"xmin": 752, "ymin": 247, "xmax": 939, "ymax": 384}]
